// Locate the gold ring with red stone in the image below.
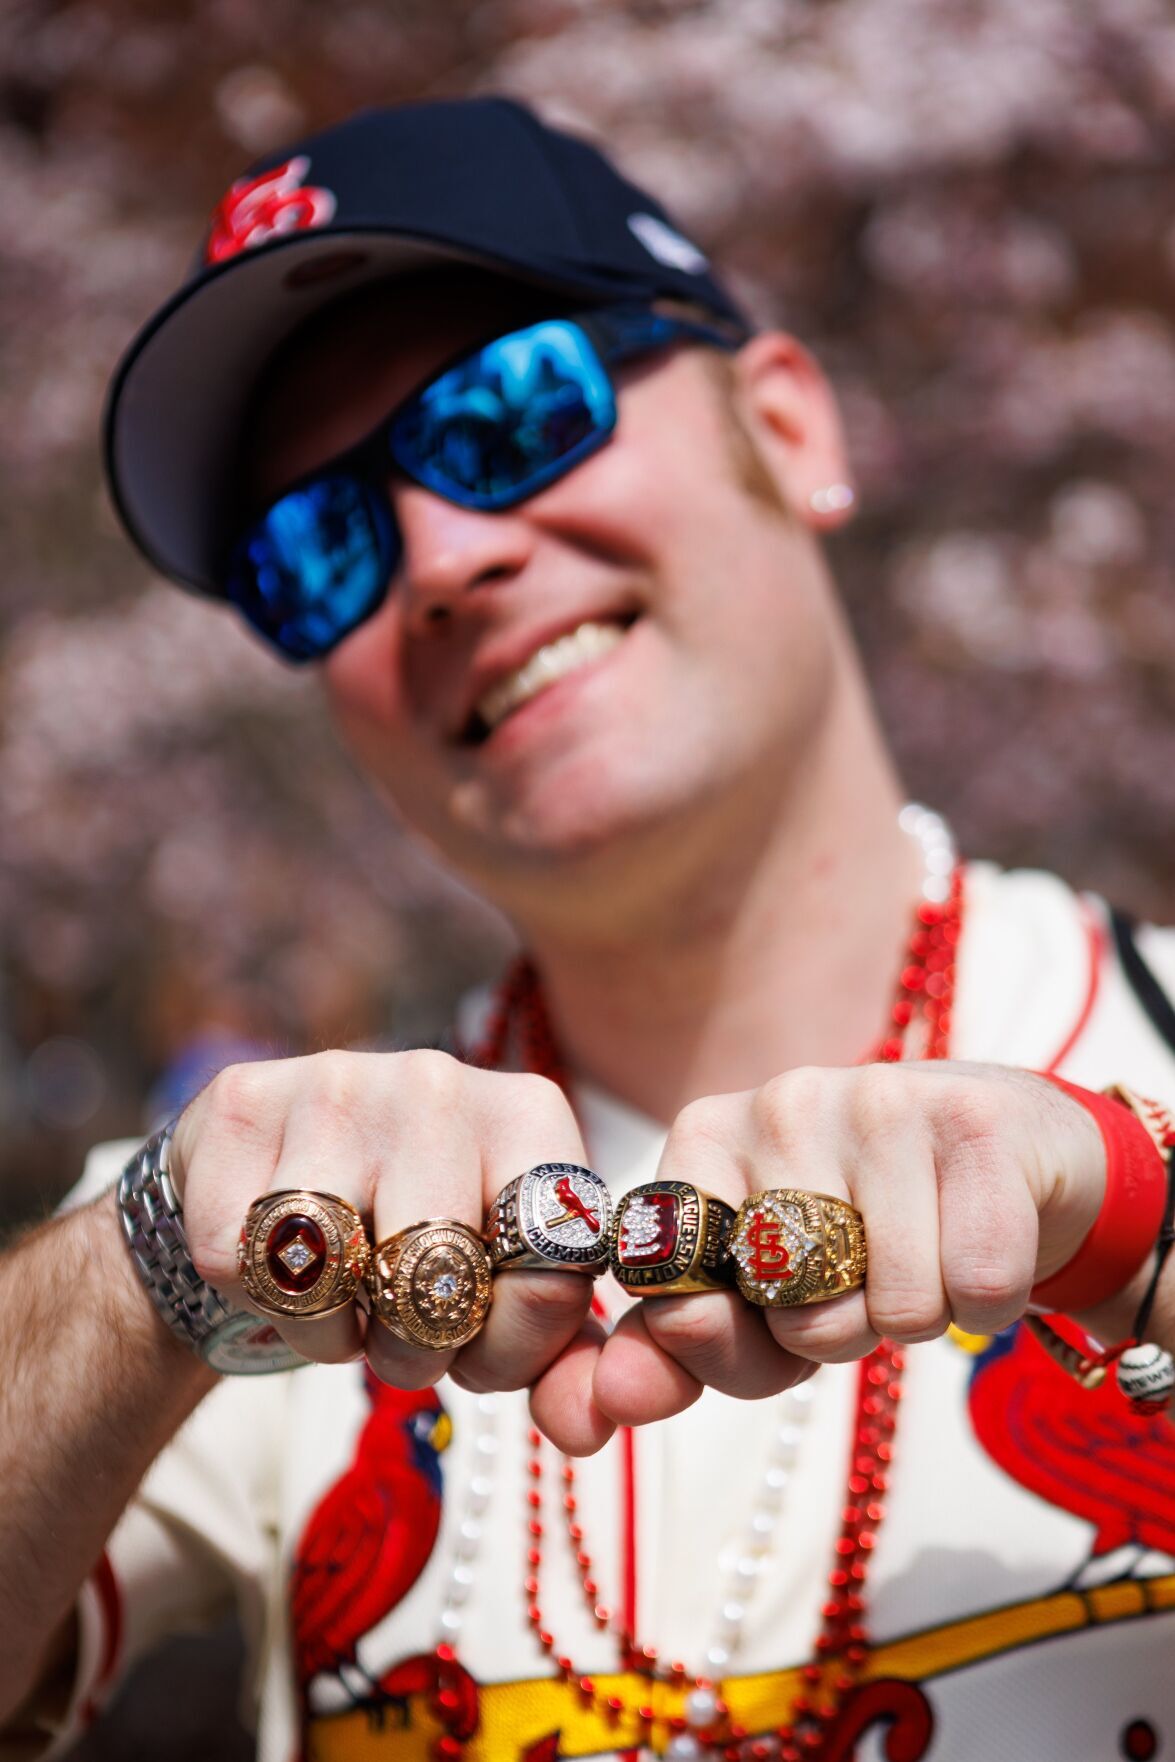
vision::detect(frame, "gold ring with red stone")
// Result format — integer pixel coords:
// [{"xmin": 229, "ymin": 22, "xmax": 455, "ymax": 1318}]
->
[
  {"xmin": 609, "ymin": 1180, "xmax": 737, "ymax": 1296},
  {"xmin": 367, "ymin": 1219, "xmax": 493, "ymax": 1351},
  {"xmin": 237, "ymin": 1190, "xmax": 371, "ymax": 1319},
  {"xmin": 730, "ymin": 1189, "xmax": 867, "ymax": 1307}
]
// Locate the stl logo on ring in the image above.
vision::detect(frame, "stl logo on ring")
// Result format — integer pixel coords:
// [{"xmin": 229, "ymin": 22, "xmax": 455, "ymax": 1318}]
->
[
  {"xmin": 617, "ymin": 1191, "xmax": 680, "ymax": 1267},
  {"xmin": 205, "ymin": 157, "xmax": 337, "ymax": 264},
  {"xmin": 742, "ymin": 1209, "xmax": 793, "ymax": 1282}
]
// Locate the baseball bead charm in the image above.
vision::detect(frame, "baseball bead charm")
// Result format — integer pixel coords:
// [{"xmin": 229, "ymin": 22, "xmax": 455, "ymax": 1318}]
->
[
  {"xmin": 486, "ymin": 1163, "xmax": 612, "ymax": 1274},
  {"xmin": 368, "ymin": 1220, "xmax": 493, "ymax": 1350},
  {"xmin": 238, "ymin": 1191, "xmax": 371, "ymax": 1319},
  {"xmin": 731, "ymin": 1189, "xmax": 866, "ymax": 1307},
  {"xmin": 1116, "ymin": 1343, "xmax": 1175, "ymax": 1412},
  {"xmin": 610, "ymin": 1180, "xmax": 736, "ymax": 1295}
]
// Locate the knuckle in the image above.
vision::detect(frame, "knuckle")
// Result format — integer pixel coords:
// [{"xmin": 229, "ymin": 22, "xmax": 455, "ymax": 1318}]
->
[
  {"xmin": 366, "ymin": 1328, "xmax": 450, "ymax": 1390},
  {"xmin": 848, "ymin": 1065, "xmax": 911, "ymax": 1140},
  {"xmin": 204, "ymin": 1060, "xmax": 269, "ymax": 1130},
  {"xmin": 753, "ymin": 1067, "xmax": 827, "ymax": 1141},
  {"xmin": 935, "ymin": 1083, "xmax": 1003, "ymax": 1154},
  {"xmin": 642, "ymin": 1295, "xmax": 724, "ymax": 1360},
  {"xmin": 945, "ymin": 1257, "xmax": 1021, "ymax": 1322},
  {"xmin": 447, "ymin": 1356, "xmax": 497, "ymax": 1394},
  {"xmin": 507, "ymin": 1070, "xmax": 573, "ymax": 1124},
  {"xmin": 509, "ymin": 1272, "xmax": 589, "ymax": 1334},
  {"xmin": 867, "ymin": 1288, "xmax": 950, "ymax": 1343},
  {"xmin": 671, "ymin": 1094, "xmax": 735, "ymax": 1155},
  {"xmin": 768, "ymin": 1302, "xmax": 876, "ymax": 1364},
  {"xmin": 392, "ymin": 1047, "xmax": 464, "ymax": 1106},
  {"xmin": 305, "ymin": 1049, "xmax": 362, "ymax": 1118}
]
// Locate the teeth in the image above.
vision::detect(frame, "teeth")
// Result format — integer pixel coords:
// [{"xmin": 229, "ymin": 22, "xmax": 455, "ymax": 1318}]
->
[{"xmin": 476, "ymin": 621, "xmax": 627, "ymax": 731}]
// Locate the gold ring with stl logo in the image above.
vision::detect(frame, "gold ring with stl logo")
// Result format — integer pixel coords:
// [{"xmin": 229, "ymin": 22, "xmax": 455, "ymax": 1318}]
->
[{"xmin": 730, "ymin": 1189, "xmax": 867, "ymax": 1307}]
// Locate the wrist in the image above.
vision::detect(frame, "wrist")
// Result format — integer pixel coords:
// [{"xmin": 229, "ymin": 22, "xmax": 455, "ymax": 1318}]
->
[
  {"xmin": 1029, "ymin": 1077, "xmax": 1170, "ymax": 1315},
  {"xmin": 90, "ymin": 1188, "xmax": 219, "ymax": 1391}
]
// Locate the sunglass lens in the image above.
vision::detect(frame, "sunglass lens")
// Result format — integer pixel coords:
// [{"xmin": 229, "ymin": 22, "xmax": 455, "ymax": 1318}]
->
[
  {"xmin": 391, "ymin": 319, "xmax": 616, "ymax": 507},
  {"xmin": 227, "ymin": 476, "xmax": 396, "ymax": 660}
]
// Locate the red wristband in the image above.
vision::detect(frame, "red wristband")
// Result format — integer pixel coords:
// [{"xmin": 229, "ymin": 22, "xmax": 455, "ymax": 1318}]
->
[{"xmin": 1029, "ymin": 1075, "xmax": 1168, "ymax": 1314}]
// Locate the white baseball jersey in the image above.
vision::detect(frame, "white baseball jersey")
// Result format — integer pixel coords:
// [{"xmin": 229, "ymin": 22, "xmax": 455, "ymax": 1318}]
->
[{"xmin": 37, "ymin": 866, "xmax": 1175, "ymax": 1762}]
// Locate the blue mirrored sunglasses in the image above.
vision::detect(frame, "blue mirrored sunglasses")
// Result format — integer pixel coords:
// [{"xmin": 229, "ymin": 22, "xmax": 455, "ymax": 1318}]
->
[{"xmin": 224, "ymin": 304, "xmax": 745, "ymax": 662}]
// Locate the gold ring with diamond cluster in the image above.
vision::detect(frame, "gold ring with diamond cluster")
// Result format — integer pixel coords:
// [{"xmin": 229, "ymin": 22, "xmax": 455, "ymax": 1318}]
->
[
  {"xmin": 730, "ymin": 1188, "xmax": 867, "ymax": 1307},
  {"xmin": 238, "ymin": 1190, "xmax": 371, "ymax": 1319},
  {"xmin": 609, "ymin": 1180, "xmax": 737, "ymax": 1295},
  {"xmin": 366, "ymin": 1219, "xmax": 493, "ymax": 1350}
]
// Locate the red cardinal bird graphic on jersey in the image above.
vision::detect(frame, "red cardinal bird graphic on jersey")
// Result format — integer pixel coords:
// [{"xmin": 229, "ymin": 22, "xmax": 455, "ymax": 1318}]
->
[
  {"xmin": 968, "ymin": 1321, "xmax": 1175, "ymax": 1569},
  {"xmin": 292, "ymin": 1373, "xmax": 451, "ymax": 1694}
]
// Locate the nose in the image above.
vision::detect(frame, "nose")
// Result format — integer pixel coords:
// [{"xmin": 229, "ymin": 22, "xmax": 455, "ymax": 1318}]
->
[{"xmin": 393, "ymin": 480, "xmax": 535, "ymax": 632}]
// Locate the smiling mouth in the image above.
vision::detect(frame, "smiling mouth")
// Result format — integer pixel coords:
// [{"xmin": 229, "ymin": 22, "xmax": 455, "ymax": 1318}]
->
[{"xmin": 461, "ymin": 615, "xmax": 638, "ymax": 745}]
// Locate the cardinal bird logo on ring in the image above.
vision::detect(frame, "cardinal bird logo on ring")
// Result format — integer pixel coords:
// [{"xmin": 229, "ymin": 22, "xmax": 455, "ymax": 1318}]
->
[{"xmin": 205, "ymin": 156, "xmax": 336, "ymax": 264}]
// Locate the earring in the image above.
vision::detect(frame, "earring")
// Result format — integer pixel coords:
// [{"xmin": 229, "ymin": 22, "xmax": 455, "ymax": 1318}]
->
[{"xmin": 809, "ymin": 483, "xmax": 856, "ymax": 516}]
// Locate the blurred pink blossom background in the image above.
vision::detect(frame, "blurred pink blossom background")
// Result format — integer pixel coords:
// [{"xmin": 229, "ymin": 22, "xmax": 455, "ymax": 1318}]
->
[{"xmin": 4, "ymin": 0, "xmax": 1175, "ymax": 1222}]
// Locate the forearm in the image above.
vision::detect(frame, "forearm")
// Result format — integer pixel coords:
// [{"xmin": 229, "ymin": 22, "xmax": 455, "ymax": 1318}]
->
[{"xmin": 0, "ymin": 1186, "xmax": 215, "ymax": 1725}]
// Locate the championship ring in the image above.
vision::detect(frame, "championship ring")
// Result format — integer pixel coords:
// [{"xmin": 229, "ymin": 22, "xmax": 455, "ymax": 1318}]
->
[
  {"xmin": 730, "ymin": 1189, "xmax": 866, "ymax": 1307},
  {"xmin": 486, "ymin": 1163, "xmax": 612, "ymax": 1274},
  {"xmin": 238, "ymin": 1190, "xmax": 371, "ymax": 1320},
  {"xmin": 609, "ymin": 1180, "xmax": 736, "ymax": 1295},
  {"xmin": 367, "ymin": 1219, "xmax": 493, "ymax": 1350}
]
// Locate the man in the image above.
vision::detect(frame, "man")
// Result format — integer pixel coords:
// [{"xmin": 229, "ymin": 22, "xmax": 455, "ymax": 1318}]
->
[{"xmin": 2, "ymin": 97, "xmax": 1175, "ymax": 1762}]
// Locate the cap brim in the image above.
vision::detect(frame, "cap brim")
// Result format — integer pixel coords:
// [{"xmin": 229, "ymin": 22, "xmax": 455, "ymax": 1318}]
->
[{"xmin": 104, "ymin": 229, "xmax": 646, "ymax": 593}]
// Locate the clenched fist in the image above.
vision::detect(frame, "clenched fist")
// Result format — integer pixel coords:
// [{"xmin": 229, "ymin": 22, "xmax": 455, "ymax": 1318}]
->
[
  {"xmin": 169, "ymin": 1053, "xmax": 1107, "ymax": 1457},
  {"xmin": 578, "ymin": 1061, "xmax": 1106, "ymax": 1441}
]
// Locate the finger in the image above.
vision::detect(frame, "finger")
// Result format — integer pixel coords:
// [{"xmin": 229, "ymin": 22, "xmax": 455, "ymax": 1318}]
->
[
  {"xmin": 939, "ymin": 1142, "xmax": 1038, "ymax": 1335},
  {"xmin": 256, "ymin": 1067, "xmax": 378, "ymax": 1365},
  {"xmin": 857, "ymin": 1139, "xmax": 947, "ymax": 1345},
  {"xmin": 529, "ymin": 1315, "xmax": 616, "ymax": 1457},
  {"xmin": 365, "ymin": 1056, "xmax": 491, "ymax": 1389},
  {"xmin": 360, "ymin": 1062, "xmax": 595, "ymax": 1393},
  {"xmin": 636, "ymin": 1290, "xmax": 813, "ymax": 1400},
  {"xmin": 451, "ymin": 1080, "xmax": 597, "ymax": 1393},
  {"xmin": 616, "ymin": 1090, "xmax": 779, "ymax": 1395},
  {"xmin": 591, "ymin": 1303, "xmax": 704, "ymax": 1426},
  {"xmin": 765, "ymin": 1288, "xmax": 880, "ymax": 1363},
  {"xmin": 753, "ymin": 1069, "xmax": 922, "ymax": 1361}
]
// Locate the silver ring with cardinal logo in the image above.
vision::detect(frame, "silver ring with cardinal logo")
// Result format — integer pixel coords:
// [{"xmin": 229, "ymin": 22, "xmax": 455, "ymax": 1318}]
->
[
  {"xmin": 731, "ymin": 1189, "xmax": 867, "ymax": 1307},
  {"xmin": 238, "ymin": 1190, "xmax": 371, "ymax": 1319},
  {"xmin": 610, "ymin": 1180, "xmax": 737, "ymax": 1295},
  {"xmin": 486, "ymin": 1163, "xmax": 613, "ymax": 1274},
  {"xmin": 367, "ymin": 1220, "xmax": 493, "ymax": 1350}
]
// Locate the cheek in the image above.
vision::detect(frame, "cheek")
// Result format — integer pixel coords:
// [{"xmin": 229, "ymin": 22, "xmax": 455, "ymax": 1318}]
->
[{"xmin": 321, "ymin": 607, "xmax": 413, "ymax": 755}]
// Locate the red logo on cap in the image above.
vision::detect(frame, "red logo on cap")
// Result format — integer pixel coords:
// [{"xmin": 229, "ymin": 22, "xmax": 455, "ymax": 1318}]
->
[{"xmin": 205, "ymin": 156, "xmax": 337, "ymax": 264}]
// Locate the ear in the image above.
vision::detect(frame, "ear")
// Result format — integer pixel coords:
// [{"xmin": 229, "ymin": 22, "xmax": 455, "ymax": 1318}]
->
[{"xmin": 728, "ymin": 331, "xmax": 856, "ymax": 531}]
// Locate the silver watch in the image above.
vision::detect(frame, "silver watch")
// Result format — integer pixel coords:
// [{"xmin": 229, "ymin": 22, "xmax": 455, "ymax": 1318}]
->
[{"xmin": 117, "ymin": 1124, "xmax": 306, "ymax": 1375}]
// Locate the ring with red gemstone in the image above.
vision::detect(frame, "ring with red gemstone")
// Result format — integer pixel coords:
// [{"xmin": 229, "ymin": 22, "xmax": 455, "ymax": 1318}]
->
[
  {"xmin": 609, "ymin": 1180, "xmax": 737, "ymax": 1295},
  {"xmin": 730, "ymin": 1189, "xmax": 867, "ymax": 1308},
  {"xmin": 238, "ymin": 1190, "xmax": 371, "ymax": 1319}
]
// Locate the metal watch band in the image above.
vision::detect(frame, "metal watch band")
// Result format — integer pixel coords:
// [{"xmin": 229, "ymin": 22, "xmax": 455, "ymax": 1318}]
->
[{"xmin": 117, "ymin": 1124, "xmax": 305, "ymax": 1375}]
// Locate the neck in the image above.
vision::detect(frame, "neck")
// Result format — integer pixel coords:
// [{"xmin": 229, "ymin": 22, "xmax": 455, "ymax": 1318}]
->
[{"xmin": 516, "ymin": 680, "xmax": 925, "ymax": 1124}]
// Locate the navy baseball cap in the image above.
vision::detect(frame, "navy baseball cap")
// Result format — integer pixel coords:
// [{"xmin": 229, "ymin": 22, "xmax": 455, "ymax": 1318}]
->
[{"xmin": 104, "ymin": 96, "xmax": 749, "ymax": 595}]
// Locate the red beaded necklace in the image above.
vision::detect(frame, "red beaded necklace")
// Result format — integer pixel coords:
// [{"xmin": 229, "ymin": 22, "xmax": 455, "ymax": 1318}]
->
[{"xmin": 449, "ymin": 863, "xmax": 964, "ymax": 1760}]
